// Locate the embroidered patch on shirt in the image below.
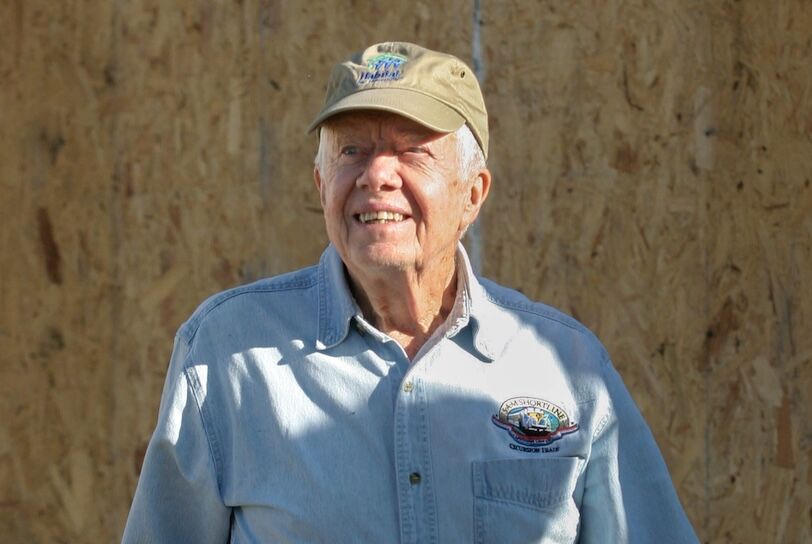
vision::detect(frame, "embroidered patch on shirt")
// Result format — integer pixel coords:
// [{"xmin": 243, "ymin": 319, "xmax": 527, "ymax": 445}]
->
[
  {"xmin": 358, "ymin": 53, "xmax": 407, "ymax": 83},
  {"xmin": 492, "ymin": 397, "xmax": 579, "ymax": 452}
]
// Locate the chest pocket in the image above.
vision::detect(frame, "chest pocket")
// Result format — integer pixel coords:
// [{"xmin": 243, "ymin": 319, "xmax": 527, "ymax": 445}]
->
[{"xmin": 472, "ymin": 457, "xmax": 582, "ymax": 544}]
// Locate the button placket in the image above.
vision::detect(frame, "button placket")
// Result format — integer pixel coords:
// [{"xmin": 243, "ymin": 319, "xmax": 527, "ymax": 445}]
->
[
  {"xmin": 394, "ymin": 371, "xmax": 418, "ymax": 542},
  {"xmin": 393, "ymin": 362, "xmax": 439, "ymax": 544}
]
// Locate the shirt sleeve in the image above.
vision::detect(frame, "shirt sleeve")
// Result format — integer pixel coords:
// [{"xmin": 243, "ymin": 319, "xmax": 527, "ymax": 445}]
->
[
  {"xmin": 122, "ymin": 335, "xmax": 231, "ymax": 544},
  {"xmin": 579, "ymin": 359, "xmax": 699, "ymax": 543}
]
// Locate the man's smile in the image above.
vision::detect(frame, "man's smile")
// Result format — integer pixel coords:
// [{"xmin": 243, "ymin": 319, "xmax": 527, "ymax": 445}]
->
[{"xmin": 356, "ymin": 211, "xmax": 406, "ymax": 224}]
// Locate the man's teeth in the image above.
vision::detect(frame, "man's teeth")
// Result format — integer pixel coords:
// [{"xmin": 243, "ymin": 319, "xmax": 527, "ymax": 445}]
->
[{"xmin": 358, "ymin": 211, "xmax": 404, "ymax": 223}]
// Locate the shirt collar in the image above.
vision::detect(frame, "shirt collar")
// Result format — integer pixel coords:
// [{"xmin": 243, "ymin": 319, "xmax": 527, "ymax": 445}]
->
[
  {"xmin": 315, "ymin": 244, "xmax": 360, "ymax": 350},
  {"xmin": 453, "ymin": 243, "xmax": 503, "ymax": 362},
  {"xmin": 315, "ymin": 243, "xmax": 506, "ymax": 361}
]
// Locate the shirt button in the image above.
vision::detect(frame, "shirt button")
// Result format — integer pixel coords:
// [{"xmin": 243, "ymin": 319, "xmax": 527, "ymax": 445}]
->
[
  {"xmin": 409, "ymin": 472, "xmax": 421, "ymax": 485},
  {"xmin": 403, "ymin": 381, "xmax": 414, "ymax": 393}
]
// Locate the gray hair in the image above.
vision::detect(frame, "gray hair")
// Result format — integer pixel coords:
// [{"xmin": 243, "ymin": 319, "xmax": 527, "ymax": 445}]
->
[
  {"xmin": 454, "ymin": 123, "xmax": 487, "ymax": 182},
  {"xmin": 314, "ymin": 123, "xmax": 486, "ymax": 183}
]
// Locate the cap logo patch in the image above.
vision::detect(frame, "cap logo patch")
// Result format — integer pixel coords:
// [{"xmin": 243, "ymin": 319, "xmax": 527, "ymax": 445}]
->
[
  {"xmin": 358, "ymin": 53, "xmax": 407, "ymax": 84},
  {"xmin": 492, "ymin": 397, "xmax": 578, "ymax": 452}
]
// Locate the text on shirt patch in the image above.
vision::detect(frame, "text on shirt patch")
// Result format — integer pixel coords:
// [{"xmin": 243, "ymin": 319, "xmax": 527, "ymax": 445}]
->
[{"xmin": 492, "ymin": 397, "xmax": 578, "ymax": 452}]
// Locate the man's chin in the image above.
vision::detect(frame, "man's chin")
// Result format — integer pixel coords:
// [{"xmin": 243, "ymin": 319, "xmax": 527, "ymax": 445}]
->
[
  {"xmin": 359, "ymin": 254, "xmax": 411, "ymax": 271},
  {"xmin": 348, "ymin": 247, "xmax": 414, "ymax": 273}
]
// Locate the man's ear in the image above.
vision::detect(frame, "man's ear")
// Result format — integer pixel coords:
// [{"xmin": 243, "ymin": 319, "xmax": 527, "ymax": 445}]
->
[
  {"xmin": 463, "ymin": 167, "xmax": 491, "ymax": 224},
  {"xmin": 314, "ymin": 167, "xmax": 326, "ymax": 207},
  {"xmin": 314, "ymin": 167, "xmax": 322, "ymax": 191}
]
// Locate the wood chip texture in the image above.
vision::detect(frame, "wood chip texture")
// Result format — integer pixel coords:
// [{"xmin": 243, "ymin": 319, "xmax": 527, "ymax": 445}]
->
[{"xmin": 0, "ymin": 1, "xmax": 809, "ymax": 542}]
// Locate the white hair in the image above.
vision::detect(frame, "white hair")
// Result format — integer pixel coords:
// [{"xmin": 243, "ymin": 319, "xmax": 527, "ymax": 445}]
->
[
  {"xmin": 454, "ymin": 123, "xmax": 486, "ymax": 182},
  {"xmin": 314, "ymin": 122, "xmax": 486, "ymax": 182}
]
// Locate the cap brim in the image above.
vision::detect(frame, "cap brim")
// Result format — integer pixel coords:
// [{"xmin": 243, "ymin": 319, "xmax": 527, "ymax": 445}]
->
[{"xmin": 307, "ymin": 88, "xmax": 466, "ymax": 134}]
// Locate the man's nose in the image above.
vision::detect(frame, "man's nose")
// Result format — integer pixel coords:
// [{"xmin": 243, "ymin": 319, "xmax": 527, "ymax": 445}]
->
[{"xmin": 358, "ymin": 152, "xmax": 401, "ymax": 191}]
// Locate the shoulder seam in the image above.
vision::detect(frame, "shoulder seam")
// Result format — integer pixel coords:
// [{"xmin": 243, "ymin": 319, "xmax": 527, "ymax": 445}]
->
[
  {"xmin": 181, "ymin": 274, "xmax": 318, "ymax": 343},
  {"xmin": 482, "ymin": 291, "xmax": 587, "ymax": 335}
]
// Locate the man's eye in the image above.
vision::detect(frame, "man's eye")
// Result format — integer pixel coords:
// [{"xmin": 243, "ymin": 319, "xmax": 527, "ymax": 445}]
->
[
  {"xmin": 404, "ymin": 146, "xmax": 428, "ymax": 154},
  {"xmin": 340, "ymin": 146, "xmax": 359, "ymax": 156}
]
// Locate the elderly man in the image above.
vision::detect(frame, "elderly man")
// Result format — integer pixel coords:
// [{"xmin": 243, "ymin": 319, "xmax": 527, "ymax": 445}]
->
[{"xmin": 123, "ymin": 42, "xmax": 697, "ymax": 543}]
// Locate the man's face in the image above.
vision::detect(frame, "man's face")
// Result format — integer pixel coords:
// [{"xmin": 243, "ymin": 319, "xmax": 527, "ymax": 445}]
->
[{"xmin": 314, "ymin": 111, "xmax": 489, "ymax": 278}]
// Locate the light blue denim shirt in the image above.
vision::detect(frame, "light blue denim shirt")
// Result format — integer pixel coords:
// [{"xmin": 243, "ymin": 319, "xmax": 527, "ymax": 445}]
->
[{"xmin": 123, "ymin": 244, "xmax": 697, "ymax": 543}]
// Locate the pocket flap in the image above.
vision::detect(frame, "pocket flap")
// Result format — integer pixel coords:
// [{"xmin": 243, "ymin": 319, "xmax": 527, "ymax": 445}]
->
[{"xmin": 472, "ymin": 457, "xmax": 581, "ymax": 510}]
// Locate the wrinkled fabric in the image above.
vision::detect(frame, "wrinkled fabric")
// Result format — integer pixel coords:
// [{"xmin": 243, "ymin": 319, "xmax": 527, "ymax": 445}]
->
[{"xmin": 123, "ymin": 244, "xmax": 697, "ymax": 544}]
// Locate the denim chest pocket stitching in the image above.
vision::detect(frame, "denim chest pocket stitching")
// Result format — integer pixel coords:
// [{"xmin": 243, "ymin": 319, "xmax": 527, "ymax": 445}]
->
[{"xmin": 472, "ymin": 457, "xmax": 581, "ymax": 511}]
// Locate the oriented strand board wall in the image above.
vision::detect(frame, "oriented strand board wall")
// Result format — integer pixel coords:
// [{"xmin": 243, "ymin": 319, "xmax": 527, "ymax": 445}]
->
[
  {"xmin": 0, "ymin": 0, "xmax": 809, "ymax": 542},
  {"xmin": 480, "ymin": 2, "xmax": 812, "ymax": 541}
]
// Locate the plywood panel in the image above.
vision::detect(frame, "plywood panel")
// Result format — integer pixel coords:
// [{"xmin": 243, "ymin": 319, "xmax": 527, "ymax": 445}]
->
[
  {"xmin": 480, "ymin": 1, "xmax": 812, "ymax": 542},
  {"xmin": 1, "ymin": 0, "xmax": 809, "ymax": 542},
  {"xmin": 0, "ymin": 1, "xmax": 118, "ymax": 540},
  {"xmin": 1, "ymin": 0, "xmax": 473, "ymax": 541}
]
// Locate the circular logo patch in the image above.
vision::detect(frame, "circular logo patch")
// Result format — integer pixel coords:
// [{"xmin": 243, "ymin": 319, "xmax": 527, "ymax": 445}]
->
[{"xmin": 492, "ymin": 397, "xmax": 579, "ymax": 447}]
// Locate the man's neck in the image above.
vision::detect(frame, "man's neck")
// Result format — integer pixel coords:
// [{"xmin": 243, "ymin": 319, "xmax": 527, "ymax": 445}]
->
[{"xmin": 346, "ymin": 257, "xmax": 459, "ymax": 359}]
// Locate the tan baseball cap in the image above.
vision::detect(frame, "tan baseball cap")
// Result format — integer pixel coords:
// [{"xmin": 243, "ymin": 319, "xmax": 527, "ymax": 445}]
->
[{"xmin": 307, "ymin": 41, "xmax": 489, "ymax": 159}]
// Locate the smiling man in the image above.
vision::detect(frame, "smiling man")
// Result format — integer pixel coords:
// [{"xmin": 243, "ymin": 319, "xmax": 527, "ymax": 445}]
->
[
  {"xmin": 313, "ymin": 110, "xmax": 488, "ymax": 359},
  {"xmin": 123, "ymin": 42, "xmax": 698, "ymax": 543}
]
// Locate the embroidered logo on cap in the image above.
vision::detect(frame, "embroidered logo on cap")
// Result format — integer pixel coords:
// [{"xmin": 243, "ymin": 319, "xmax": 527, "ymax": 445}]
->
[
  {"xmin": 358, "ymin": 53, "xmax": 407, "ymax": 83},
  {"xmin": 492, "ymin": 397, "xmax": 578, "ymax": 452}
]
